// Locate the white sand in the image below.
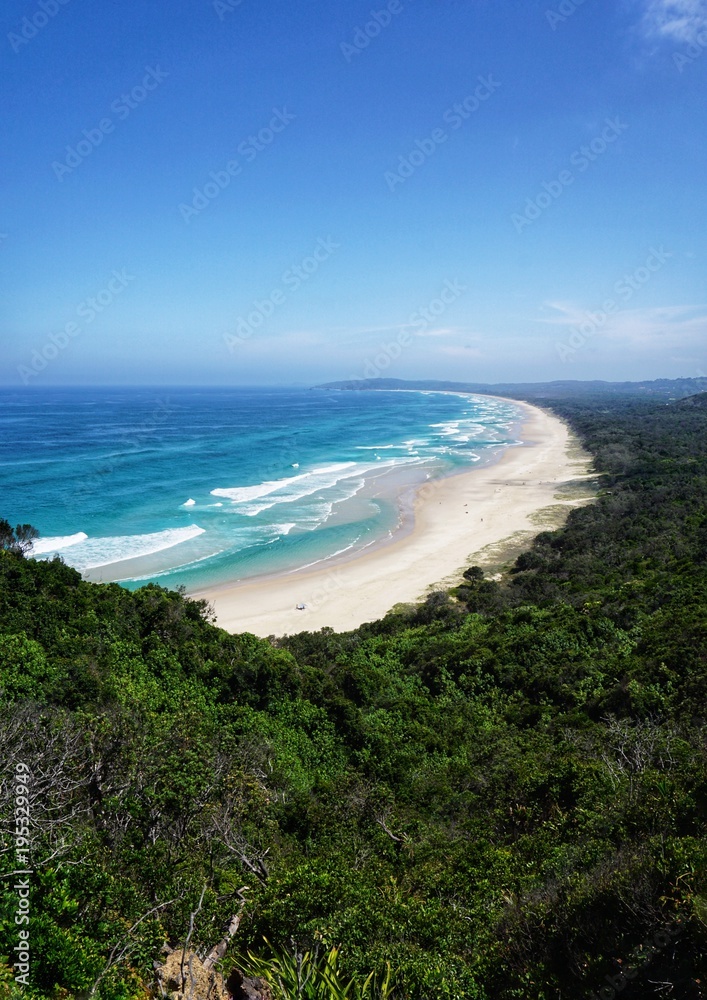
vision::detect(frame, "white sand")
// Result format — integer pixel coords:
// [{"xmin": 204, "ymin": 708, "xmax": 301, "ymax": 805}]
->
[{"xmin": 192, "ymin": 399, "xmax": 593, "ymax": 637}]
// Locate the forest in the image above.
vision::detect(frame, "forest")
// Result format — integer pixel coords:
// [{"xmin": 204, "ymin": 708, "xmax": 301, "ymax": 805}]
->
[{"xmin": 1, "ymin": 386, "xmax": 706, "ymax": 999}]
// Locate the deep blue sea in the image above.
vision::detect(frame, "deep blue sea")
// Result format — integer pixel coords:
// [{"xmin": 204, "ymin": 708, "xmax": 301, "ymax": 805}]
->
[{"xmin": 0, "ymin": 387, "xmax": 523, "ymax": 591}]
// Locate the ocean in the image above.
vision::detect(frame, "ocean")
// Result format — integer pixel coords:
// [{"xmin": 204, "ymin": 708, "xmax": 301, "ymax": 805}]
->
[{"xmin": 0, "ymin": 386, "xmax": 524, "ymax": 592}]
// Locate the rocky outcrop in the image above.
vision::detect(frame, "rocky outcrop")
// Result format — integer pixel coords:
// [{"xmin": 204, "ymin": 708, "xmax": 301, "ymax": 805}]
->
[
  {"xmin": 225, "ymin": 969, "xmax": 272, "ymax": 1000},
  {"xmin": 153, "ymin": 948, "xmax": 271, "ymax": 1000},
  {"xmin": 154, "ymin": 948, "xmax": 230, "ymax": 999}
]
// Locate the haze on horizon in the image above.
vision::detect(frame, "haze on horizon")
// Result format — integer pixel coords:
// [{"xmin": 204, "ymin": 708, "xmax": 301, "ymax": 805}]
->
[{"xmin": 1, "ymin": 0, "xmax": 706, "ymax": 388}]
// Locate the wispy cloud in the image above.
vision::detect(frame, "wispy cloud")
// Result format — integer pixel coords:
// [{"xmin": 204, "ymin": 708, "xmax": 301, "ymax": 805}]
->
[
  {"xmin": 641, "ymin": 0, "xmax": 707, "ymax": 42},
  {"xmin": 601, "ymin": 304, "xmax": 707, "ymax": 346},
  {"xmin": 542, "ymin": 300, "xmax": 707, "ymax": 348},
  {"xmin": 540, "ymin": 300, "xmax": 602, "ymax": 328}
]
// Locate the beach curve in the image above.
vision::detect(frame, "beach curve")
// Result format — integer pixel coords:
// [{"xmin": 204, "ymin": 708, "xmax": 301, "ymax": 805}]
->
[{"xmin": 191, "ymin": 398, "xmax": 594, "ymax": 637}]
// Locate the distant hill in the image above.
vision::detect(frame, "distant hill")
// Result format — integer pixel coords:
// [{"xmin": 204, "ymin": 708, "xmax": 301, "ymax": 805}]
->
[
  {"xmin": 316, "ymin": 376, "xmax": 707, "ymax": 402},
  {"xmin": 674, "ymin": 391, "xmax": 707, "ymax": 409}
]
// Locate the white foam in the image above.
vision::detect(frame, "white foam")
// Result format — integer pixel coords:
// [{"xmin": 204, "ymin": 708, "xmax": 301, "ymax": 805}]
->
[
  {"xmin": 210, "ymin": 463, "xmax": 356, "ymax": 503},
  {"xmin": 182, "ymin": 498, "xmax": 196, "ymax": 507},
  {"xmin": 37, "ymin": 525, "xmax": 206, "ymax": 572},
  {"xmin": 430, "ymin": 421, "xmax": 463, "ymax": 437},
  {"xmin": 233, "ymin": 459, "xmax": 416, "ymax": 518},
  {"xmin": 212, "ymin": 463, "xmax": 362, "ymax": 514},
  {"xmin": 30, "ymin": 532, "xmax": 88, "ymax": 555}
]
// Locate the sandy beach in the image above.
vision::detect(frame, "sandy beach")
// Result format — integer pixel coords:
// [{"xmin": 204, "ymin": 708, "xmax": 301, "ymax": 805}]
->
[{"xmin": 193, "ymin": 398, "xmax": 593, "ymax": 637}]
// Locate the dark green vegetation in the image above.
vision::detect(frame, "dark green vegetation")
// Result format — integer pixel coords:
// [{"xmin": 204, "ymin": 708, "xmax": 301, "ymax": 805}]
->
[
  {"xmin": 2, "ymin": 388, "xmax": 707, "ymax": 999},
  {"xmin": 0, "ymin": 520, "xmax": 38, "ymax": 558}
]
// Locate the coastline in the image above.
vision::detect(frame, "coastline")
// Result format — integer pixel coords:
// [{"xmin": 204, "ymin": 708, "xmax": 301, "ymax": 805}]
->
[{"xmin": 192, "ymin": 398, "xmax": 594, "ymax": 637}]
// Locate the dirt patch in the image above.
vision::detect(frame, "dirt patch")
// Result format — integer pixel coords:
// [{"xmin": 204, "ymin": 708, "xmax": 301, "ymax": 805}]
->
[{"xmin": 154, "ymin": 949, "xmax": 230, "ymax": 999}]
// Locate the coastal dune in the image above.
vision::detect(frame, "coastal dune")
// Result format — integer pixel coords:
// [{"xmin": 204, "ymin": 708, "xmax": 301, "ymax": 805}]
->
[{"xmin": 194, "ymin": 400, "xmax": 593, "ymax": 637}]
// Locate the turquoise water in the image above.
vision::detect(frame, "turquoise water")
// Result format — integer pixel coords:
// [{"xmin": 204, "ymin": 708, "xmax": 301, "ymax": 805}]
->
[{"xmin": 0, "ymin": 387, "xmax": 523, "ymax": 591}]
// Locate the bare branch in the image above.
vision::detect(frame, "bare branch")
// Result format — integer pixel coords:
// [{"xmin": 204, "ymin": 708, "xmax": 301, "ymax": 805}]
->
[
  {"xmin": 202, "ymin": 903, "xmax": 246, "ymax": 973},
  {"xmin": 375, "ymin": 814, "xmax": 403, "ymax": 843},
  {"xmin": 89, "ymin": 897, "xmax": 177, "ymax": 998}
]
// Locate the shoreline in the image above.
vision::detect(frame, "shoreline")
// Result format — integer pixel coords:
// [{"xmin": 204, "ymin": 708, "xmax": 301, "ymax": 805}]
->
[{"xmin": 192, "ymin": 398, "xmax": 594, "ymax": 637}]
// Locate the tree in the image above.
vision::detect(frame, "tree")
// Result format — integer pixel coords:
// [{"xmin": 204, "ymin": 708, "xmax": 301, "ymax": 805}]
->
[{"xmin": 0, "ymin": 519, "xmax": 39, "ymax": 557}]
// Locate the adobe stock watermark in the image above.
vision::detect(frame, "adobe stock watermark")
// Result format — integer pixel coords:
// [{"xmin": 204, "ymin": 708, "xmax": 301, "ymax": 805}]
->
[
  {"xmin": 512, "ymin": 116, "xmax": 628, "ymax": 233},
  {"xmin": 555, "ymin": 246, "xmax": 672, "ymax": 361},
  {"xmin": 587, "ymin": 918, "xmax": 682, "ymax": 1000},
  {"xmin": 8, "ymin": 0, "xmax": 71, "ymax": 54},
  {"xmin": 179, "ymin": 107, "xmax": 295, "ymax": 222},
  {"xmin": 223, "ymin": 237, "xmax": 339, "ymax": 351},
  {"xmin": 213, "ymin": 0, "xmax": 243, "ymax": 20},
  {"xmin": 13, "ymin": 762, "xmax": 33, "ymax": 988},
  {"xmin": 350, "ymin": 278, "xmax": 466, "ymax": 380},
  {"xmin": 545, "ymin": 0, "xmax": 595, "ymax": 31},
  {"xmin": 385, "ymin": 76, "xmax": 501, "ymax": 192},
  {"xmin": 673, "ymin": 26, "xmax": 707, "ymax": 71},
  {"xmin": 298, "ymin": 567, "xmax": 348, "ymax": 615},
  {"xmin": 18, "ymin": 269, "xmax": 136, "ymax": 383},
  {"xmin": 340, "ymin": 0, "xmax": 410, "ymax": 62},
  {"xmin": 52, "ymin": 66, "xmax": 169, "ymax": 181}
]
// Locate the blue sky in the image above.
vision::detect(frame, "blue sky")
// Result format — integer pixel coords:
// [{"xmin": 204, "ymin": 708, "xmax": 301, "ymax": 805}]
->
[{"xmin": 1, "ymin": 0, "xmax": 706, "ymax": 386}]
